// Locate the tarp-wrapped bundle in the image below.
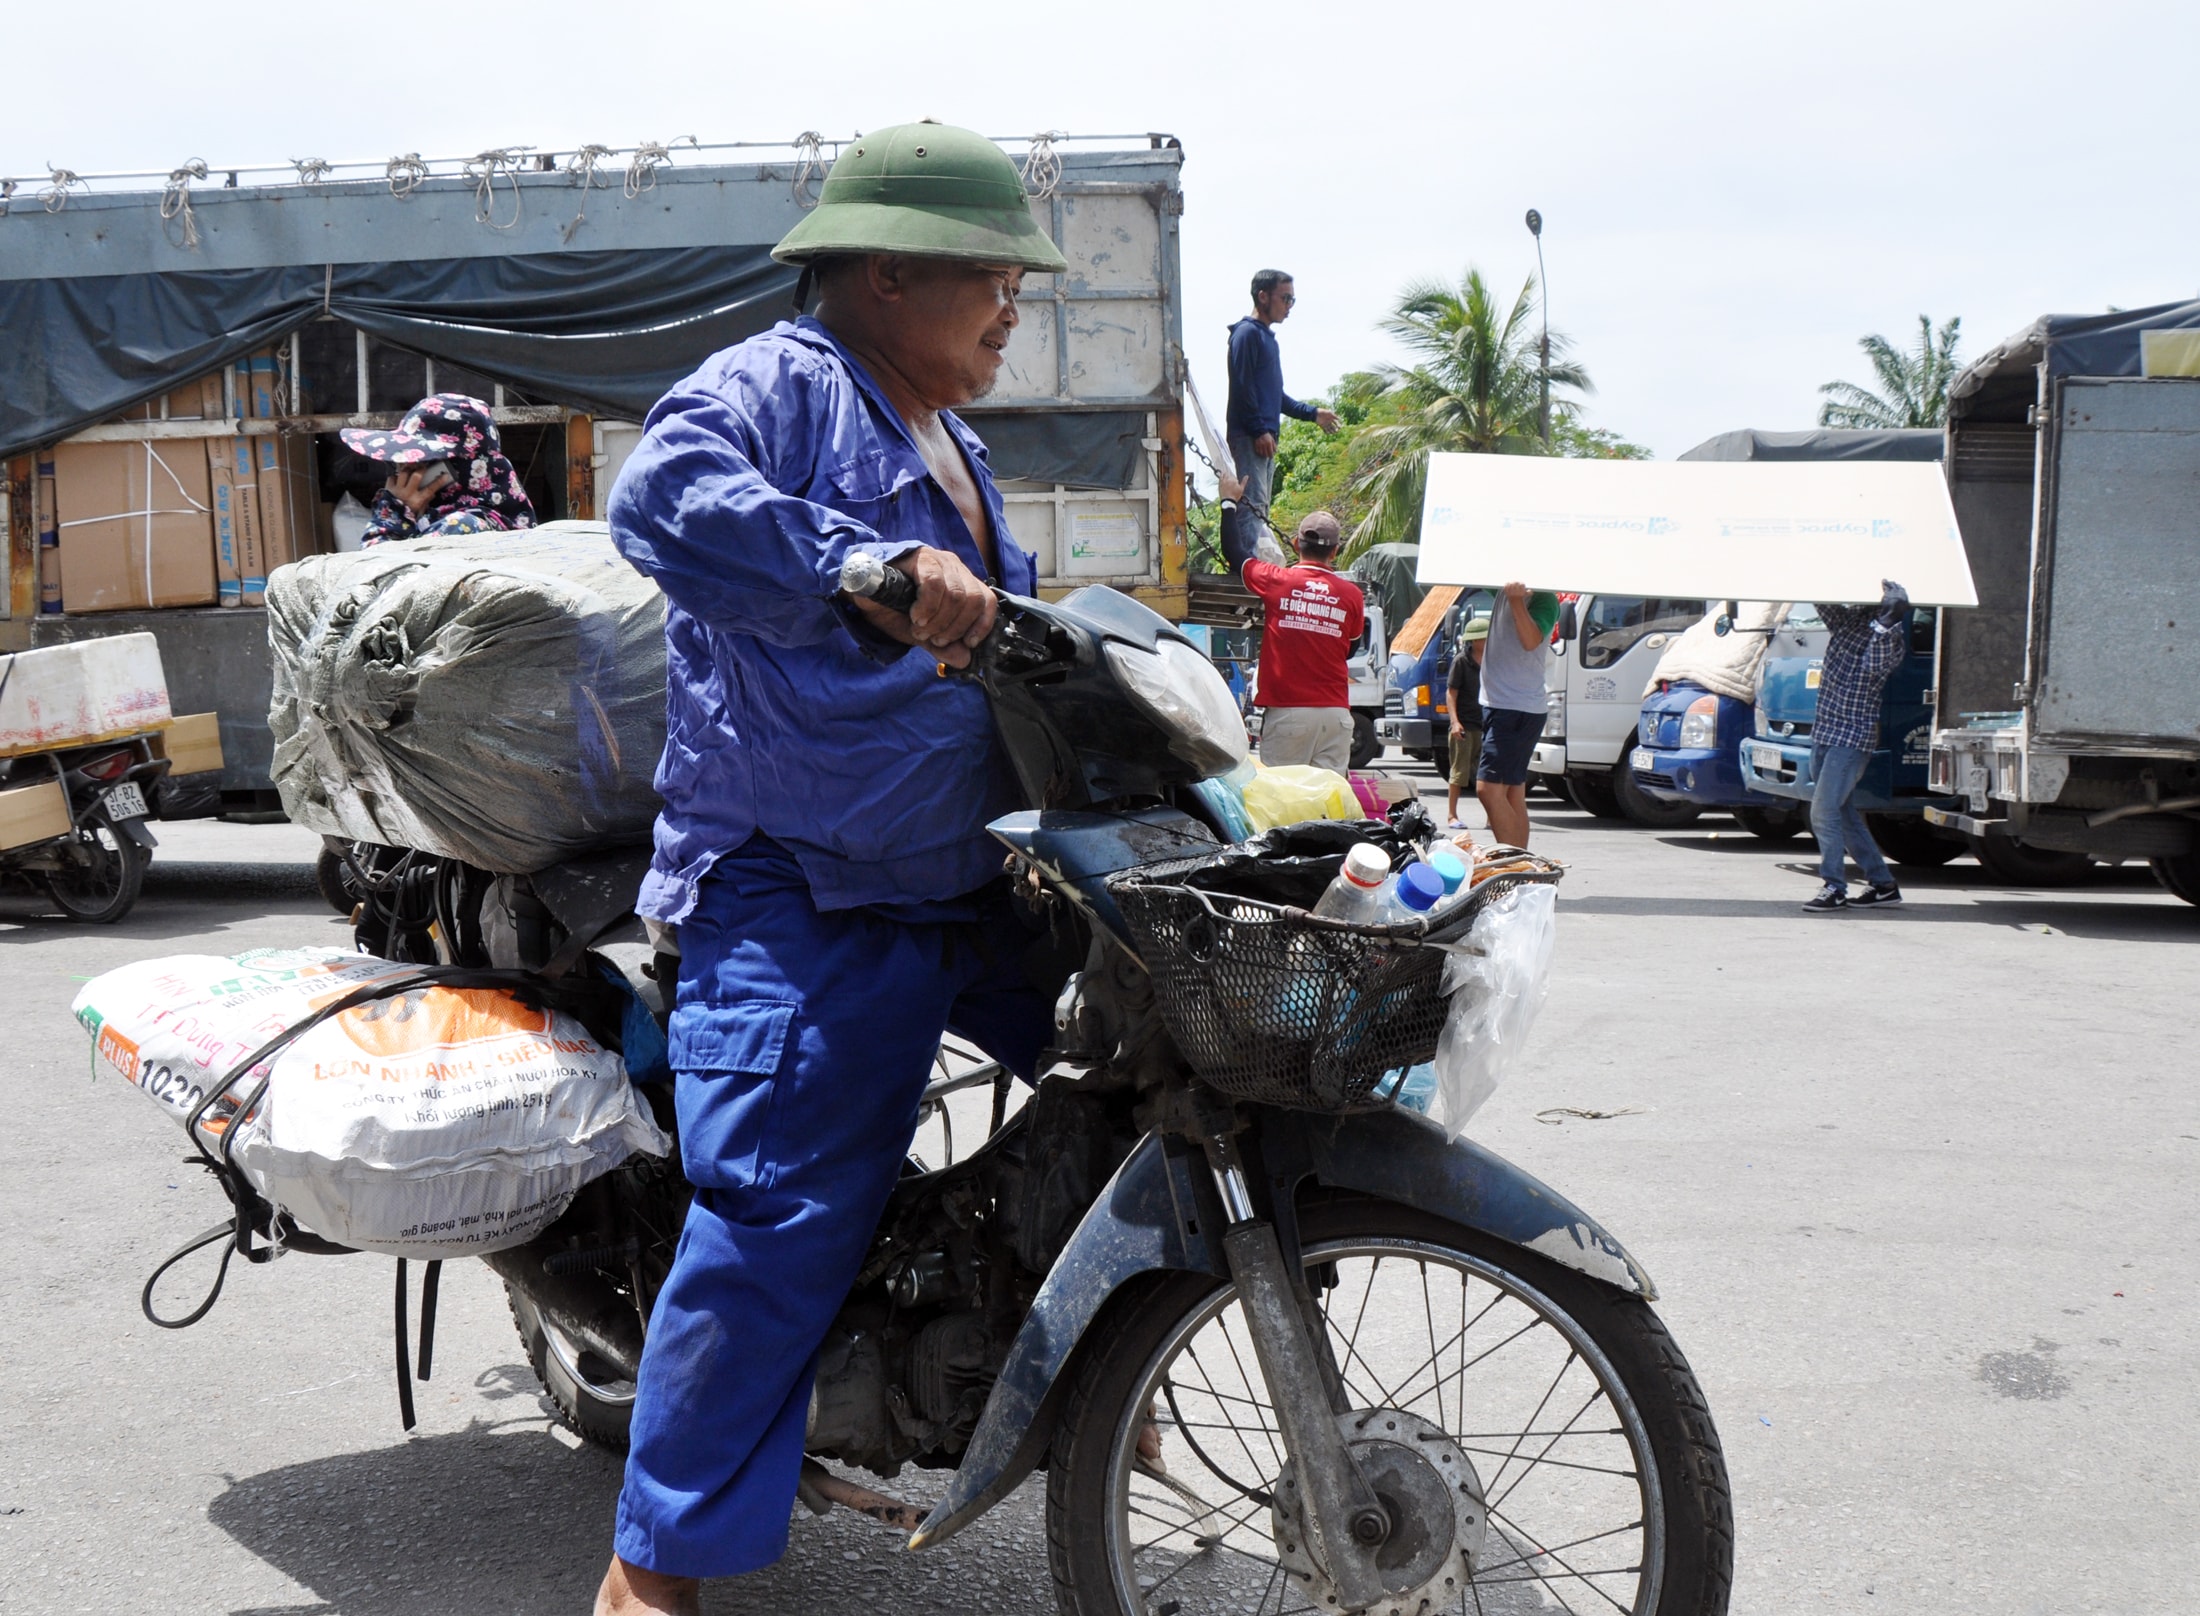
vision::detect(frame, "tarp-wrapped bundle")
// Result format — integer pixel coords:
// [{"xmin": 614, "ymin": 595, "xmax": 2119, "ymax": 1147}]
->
[
  {"xmin": 1644, "ymin": 602, "xmax": 1790, "ymax": 703},
  {"xmin": 269, "ymin": 521, "xmax": 666, "ymax": 873}
]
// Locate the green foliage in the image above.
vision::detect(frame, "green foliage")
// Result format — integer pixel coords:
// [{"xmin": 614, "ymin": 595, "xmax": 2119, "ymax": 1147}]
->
[
  {"xmin": 1818, "ymin": 315, "xmax": 1964, "ymax": 429},
  {"xmin": 1270, "ymin": 390, "xmax": 1398, "ymax": 547},
  {"xmin": 1333, "ymin": 268, "xmax": 1593, "ymax": 564},
  {"xmin": 1551, "ymin": 406, "xmax": 1651, "ymax": 460}
]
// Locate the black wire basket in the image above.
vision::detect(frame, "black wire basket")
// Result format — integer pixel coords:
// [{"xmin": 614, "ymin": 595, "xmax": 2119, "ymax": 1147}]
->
[{"xmin": 1109, "ymin": 852, "xmax": 1561, "ymax": 1113}]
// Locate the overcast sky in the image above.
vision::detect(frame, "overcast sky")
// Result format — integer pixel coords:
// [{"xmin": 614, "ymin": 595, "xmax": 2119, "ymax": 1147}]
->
[{"xmin": 6, "ymin": 0, "xmax": 2194, "ymax": 458}]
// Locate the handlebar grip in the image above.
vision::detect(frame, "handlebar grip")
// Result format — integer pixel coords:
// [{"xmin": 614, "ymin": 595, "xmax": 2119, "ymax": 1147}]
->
[{"xmin": 839, "ymin": 551, "xmax": 921, "ymax": 616}]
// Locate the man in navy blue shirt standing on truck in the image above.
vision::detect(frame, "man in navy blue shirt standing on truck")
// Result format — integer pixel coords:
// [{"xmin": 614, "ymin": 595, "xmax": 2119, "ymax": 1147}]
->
[{"xmin": 1226, "ymin": 269, "xmax": 1338, "ymax": 526}]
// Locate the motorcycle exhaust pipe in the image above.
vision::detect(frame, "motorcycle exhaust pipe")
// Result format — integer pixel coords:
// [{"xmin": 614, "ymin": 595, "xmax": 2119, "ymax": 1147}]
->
[{"xmin": 481, "ymin": 1241, "xmax": 646, "ymax": 1382}]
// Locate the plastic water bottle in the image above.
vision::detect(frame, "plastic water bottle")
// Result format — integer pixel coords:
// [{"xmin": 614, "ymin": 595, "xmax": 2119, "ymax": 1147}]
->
[
  {"xmin": 1424, "ymin": 846, "xmax": 1469, "ymax": 897},
  {"xmin": 1374, "ymin": 1061, "xmax": 1439, "ymax": 1113},
  {"xmin": 1381, "ymin": 861, "xmax": 1446, "ymax": 924},
  {"xmin": 1313, "ymin": 843, "xmax": 1394, "ymax": 923}
]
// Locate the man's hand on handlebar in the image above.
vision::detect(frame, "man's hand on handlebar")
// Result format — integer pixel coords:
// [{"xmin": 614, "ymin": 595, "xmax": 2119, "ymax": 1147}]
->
[{"xmin": 844, "ymin": 547, "xmax": 998, "ymax": 668}]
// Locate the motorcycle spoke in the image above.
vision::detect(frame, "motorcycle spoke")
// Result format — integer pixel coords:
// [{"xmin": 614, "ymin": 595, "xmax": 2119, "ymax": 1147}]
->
[
  {"xmin": 1489, "ymin": 1386, "xmax": 1614, "ymax": 1514},
  {"xmin": 1479, "ymin": 1347, "xmax": 1579, "ymax": 1503},
  {"xmin": 1479, "ymin": 1501, "xmax": 1636, "ymax": 1615}
]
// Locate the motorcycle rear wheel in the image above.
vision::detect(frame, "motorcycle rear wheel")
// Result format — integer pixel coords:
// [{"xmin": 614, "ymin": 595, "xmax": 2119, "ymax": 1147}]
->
[
  {"xmin": 1045, "ymin": 1198, "xmax": 1732, "ymax": 1616},
  {"xmin": 45, "ymin": 822, "xmax": 148, "ymax": 924},
  {"xmin": 507, "ymin": 1284, "xmax": 636, "ymax": 1452}
]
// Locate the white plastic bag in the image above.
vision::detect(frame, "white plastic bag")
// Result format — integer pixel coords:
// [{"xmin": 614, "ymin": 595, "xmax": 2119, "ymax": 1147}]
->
[
  {"xmin": 1426, "ymin": 883, "xmax": 1559, "ymax": 1136},
  {"xmin": 75, "ymin": 948, "xmax": 669, "ymax": 1259}
]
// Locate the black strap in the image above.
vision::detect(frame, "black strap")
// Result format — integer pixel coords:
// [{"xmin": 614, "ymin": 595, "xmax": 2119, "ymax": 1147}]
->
[
  {"xmin": 394, "ymin": 1259, "xmax": 416, "ymax": 1431},
  {"xmin": 141, "ymin": 1221, "xmax": 240, "ymax": 1330},
  {"xmin": 417, "ymin": 1259, "xmax": 441, "ymax": 1382}
]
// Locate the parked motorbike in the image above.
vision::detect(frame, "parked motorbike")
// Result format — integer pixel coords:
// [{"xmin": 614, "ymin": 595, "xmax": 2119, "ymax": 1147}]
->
[
  {"xmin": 0, "ymin": 734, "xmax": 166, "ymax": 922},
  {"xmin": 172, "ymin": 573, "xmax": 1732, "ymax": 1615}
]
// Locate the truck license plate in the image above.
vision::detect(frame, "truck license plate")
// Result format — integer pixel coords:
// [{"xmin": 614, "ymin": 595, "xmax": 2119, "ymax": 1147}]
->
[
  {"xmin": 1747, "ymin": 742, "xmax": 1782, "ymax": 772},
  {"xmin": 101, "ymin": 782, "xmax": 149, "ymax": 822},
  {"xmin": 1630, "ymin": 748, "xmax": 1653, "ymax": 771}
]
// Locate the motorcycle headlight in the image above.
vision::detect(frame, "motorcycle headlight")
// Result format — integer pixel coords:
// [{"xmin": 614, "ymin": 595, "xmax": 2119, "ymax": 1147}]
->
[
  {"xmin": 1679, "ymin": 694, "xmax": 1719, "ymax": 750},
  {"xmin": 1103, "ymin": 638, "xmax": 1250, "ymax": 778}
]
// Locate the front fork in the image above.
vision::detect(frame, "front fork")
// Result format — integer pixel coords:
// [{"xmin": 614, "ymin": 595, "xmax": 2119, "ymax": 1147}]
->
[{"xmin": 1203, "ymin": 1135, "xmax": 1393, "ymax": 1611}]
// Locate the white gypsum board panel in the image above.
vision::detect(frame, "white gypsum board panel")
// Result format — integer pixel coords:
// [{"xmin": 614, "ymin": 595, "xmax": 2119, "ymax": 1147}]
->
[{"xmin": 1414, "ymin": 455, "xmax": 1978, "ymax": 607}]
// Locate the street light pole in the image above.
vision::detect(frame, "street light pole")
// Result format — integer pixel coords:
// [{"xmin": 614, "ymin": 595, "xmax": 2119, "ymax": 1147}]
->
[{"xmin": 1525, "ymin": 208, "xmax": 1549, "ymax": 449}]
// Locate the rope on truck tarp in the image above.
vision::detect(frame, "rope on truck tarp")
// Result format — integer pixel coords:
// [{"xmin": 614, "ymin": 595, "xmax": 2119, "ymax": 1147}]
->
[
  {"xmin": 385, "ymin": 152, "xmax": 430, "ymax": 200},
  {"xmin": 1021, "ymin": 130, "xmax": 1065, "ymax": 202},
  {"xmin": 464, "ymin": 148, "xmax": 531, "ymax": 231},
  {"xmin": 41, "ymin": 166, "xmax": 83, "ymax": 213},
  {"xmin": 561, "ymin": 144, "xmax": 615, "ymax": 243},
  {"xmin": 624, "ymin": 136, "xmax": 697, "ymax": 199},
  {"xmin": 0, "ymin": 179, "xmax": 15, "ymax": 218},
  {"xmin": 290, "ymin": 157, "xmax": 332, "ymax": 186},
  {"xmin": 160, "ymin": 159, "xmax": 210, "ymax": 249},
  {"xmin": 790, "ymin": 132, "xmax": 825, "ymax": 208}
]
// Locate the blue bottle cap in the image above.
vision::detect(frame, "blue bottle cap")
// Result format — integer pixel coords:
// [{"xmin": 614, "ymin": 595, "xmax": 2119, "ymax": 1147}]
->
[
  {"xmin": 1395, "ymin": 862, "xmax": 1445, "ymax": 913},
  {"xmin": 1425, "ymin": 847, "xmax": 1468, "ymax": 894}
]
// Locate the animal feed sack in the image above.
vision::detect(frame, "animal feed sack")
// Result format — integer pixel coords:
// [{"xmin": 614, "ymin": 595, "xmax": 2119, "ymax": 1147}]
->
[{"xmin": 75, "ymin": 948, "xmax": 669, "ymax": 1259}]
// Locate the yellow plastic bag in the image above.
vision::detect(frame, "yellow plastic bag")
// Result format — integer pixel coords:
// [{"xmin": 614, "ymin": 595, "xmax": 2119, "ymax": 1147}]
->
[{"xmin": 1240, "ymin": 764, "xmax": 1359, "ymax": 831}]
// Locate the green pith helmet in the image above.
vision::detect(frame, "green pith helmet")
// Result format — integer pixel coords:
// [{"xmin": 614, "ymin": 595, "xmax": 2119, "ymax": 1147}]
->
[{"xmin": 772, "ymin": 122, "xmax": 1069, "ymax": 273}]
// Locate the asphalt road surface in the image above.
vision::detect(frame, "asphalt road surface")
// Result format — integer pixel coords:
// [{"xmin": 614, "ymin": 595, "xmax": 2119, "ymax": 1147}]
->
[{"xmin": 3, "ymin": 778, "xmax": 2194, "ymax": 1616}]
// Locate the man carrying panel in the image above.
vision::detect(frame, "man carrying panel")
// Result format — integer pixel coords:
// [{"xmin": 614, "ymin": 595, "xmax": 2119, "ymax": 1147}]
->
[
  {"xmin": 1477, "ymin": 581, "xmax": 1561, "ymax": 849},
  {"xmin": 1802, "ymin": 580, "xmax": 1912, "ymax": 913}
]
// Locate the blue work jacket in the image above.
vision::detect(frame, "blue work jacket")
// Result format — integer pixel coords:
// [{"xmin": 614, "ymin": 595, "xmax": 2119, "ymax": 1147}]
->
[
  {"xmin": 1225, "ymin": 316, "xmax": 1318, "ymax": 440},
  {"xmin": 609, "ymin": 317, "xmax": 1036, "ymax": 923}
]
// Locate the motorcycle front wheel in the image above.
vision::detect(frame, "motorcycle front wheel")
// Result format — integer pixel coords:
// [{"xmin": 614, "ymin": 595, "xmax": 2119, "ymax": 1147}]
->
[{"xmin": 1046, "ymin": 1198, "xmax": 1732, "ymax": 1616}]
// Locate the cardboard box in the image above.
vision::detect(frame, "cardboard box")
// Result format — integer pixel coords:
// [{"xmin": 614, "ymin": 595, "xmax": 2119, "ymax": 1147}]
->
[
  {"xmin": 0, "ymin": 633, "xmax": 172, "ymax": 757},
  {"xmin": 153, "ymin": 711, "xmax": 224, "ymax": 776},
  {"xmin": 52, "ymin": 440, "xmax": 218, "ymax": 613},
  {"xmin": 204, "ymin": 438, "xmax": 264, "ymax": 605},
  {"xmin": 254, "ymin": 433, "xmax": 319, "ymax": 571},
  {"xmin": 236, "ymin": 350, "xmax": 283, "ymax": 419},
  {"xmin": 0, "ymin": 779, "xmax": 71, "ymax": 851}
]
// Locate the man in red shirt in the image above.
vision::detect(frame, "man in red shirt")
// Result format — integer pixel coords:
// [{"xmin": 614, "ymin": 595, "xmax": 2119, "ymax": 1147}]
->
[{"xmin": 1218, "ymin": 472, "xmax": 1366, "ymax": 773}]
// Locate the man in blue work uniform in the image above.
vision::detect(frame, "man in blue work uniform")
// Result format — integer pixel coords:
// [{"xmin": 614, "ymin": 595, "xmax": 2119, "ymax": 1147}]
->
[
  {"xmin": 595, "ymin": 123, "xmax": 1070, "ymax": 1616},
  {"xmin": 1803, "ymin": 579, "xmax": 1912, "ymax": 914},
  {"xmin": 1225, "ymin": 269, "xmax": 1338, "ymax": 526}
]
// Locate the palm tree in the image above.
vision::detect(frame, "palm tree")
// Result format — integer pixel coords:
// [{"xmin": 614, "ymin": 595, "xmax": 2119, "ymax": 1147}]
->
[
  {"xmin": 1335, "ymin": 269, "xmax": 1589, "ymax": 563},
  {"xmin": 1817, "ymin": 315, "xmax": 1963, "ymax": 429}
]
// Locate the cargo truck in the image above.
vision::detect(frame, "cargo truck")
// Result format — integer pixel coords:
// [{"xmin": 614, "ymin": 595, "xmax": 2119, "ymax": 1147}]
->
[
  {"xmin": 1, "ymin": 135, "xmax": 1192, "ymax": 808},
  {"xmin": 1925, "ymin": 302, "xmax": 2200, "ymax": 904}
]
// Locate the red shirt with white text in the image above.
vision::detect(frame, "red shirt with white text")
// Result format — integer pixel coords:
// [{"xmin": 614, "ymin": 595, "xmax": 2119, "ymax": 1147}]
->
[{"xmin": 1243, "ymin": 558, "xmax": 1365, "ymax": 708}]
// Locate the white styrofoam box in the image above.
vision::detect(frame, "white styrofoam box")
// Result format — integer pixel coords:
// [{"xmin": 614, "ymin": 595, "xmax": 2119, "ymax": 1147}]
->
[{"xmin": 0, "ymin": 633, "xmax": 173, "ymax": 758}]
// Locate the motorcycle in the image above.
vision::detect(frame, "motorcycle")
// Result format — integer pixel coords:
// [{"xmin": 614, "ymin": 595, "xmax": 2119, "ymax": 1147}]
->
[
  {"xmin": 0, "ymin": 733, "xmax": 166, "ymax": 922},
  {"xmin": 175, "ymin": 571, "xmax": 1733, "ymax": 1615}
]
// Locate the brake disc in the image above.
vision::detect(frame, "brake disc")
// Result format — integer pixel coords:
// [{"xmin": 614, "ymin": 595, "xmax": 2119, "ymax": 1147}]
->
[{"xmin": 1268, "ymin": 1408, "xmax": 1486, "ymax": 1616}]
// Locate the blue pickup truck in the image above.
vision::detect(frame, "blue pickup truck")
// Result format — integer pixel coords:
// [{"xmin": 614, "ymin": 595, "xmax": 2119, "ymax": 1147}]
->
[{"xmin": 1632, "ymin": 604, "xmax": 1821, "ymax": 841}]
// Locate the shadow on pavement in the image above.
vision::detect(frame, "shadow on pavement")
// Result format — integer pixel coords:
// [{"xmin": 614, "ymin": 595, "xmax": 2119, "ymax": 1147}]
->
[
  {"xmin": 209, "ymin": 1417, "xmax": 624, "ymax": 1615},
  {"xmin": 1559, "ymin": 891, "xmax": 2196, "ymax": 940}
]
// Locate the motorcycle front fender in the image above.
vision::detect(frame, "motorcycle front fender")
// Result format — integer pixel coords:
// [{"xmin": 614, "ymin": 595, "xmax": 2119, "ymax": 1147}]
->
[{"xmin": 911, "ymin": 1102, "xmax": 1651, "ymax": 1549}]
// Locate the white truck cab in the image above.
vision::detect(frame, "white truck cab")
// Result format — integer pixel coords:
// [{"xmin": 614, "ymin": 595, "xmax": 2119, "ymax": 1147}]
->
[{"xmin": 1529, "ymin": 594, "xmax": 1708, "ymax": 824}]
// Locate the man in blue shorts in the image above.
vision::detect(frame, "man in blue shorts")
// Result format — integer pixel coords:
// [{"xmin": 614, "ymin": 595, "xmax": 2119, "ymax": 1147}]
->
[{"xmin": 1476, "ymin": 581, "xmax": 1561, "ymax": 849}]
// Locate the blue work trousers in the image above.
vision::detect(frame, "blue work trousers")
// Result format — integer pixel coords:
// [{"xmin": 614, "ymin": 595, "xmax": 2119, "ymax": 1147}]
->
[
  {"xmin": 1810, "ymin": 743, "xmax": 1892, "ymax": 889},
  {"xmin": 613, "ymin": 839, "xmax": 1053, "ymax": 1577}
]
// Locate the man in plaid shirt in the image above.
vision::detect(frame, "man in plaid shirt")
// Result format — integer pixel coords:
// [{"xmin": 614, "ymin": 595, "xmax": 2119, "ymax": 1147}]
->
[{"xmin": 1803, "ymin": 580, "xmax": 1912, "ymax": 913}]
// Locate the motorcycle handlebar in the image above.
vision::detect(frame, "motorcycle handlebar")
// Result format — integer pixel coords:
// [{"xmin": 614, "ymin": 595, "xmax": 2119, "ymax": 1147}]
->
[{"xmin": 838, "ymin": 551, "xmax": 922, "ymax": 616}]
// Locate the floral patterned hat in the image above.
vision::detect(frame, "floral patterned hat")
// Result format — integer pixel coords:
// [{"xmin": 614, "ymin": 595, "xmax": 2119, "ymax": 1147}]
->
[{"xmin": 340, "ymin": 393, "xmax": 499, "ymax": 463}]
